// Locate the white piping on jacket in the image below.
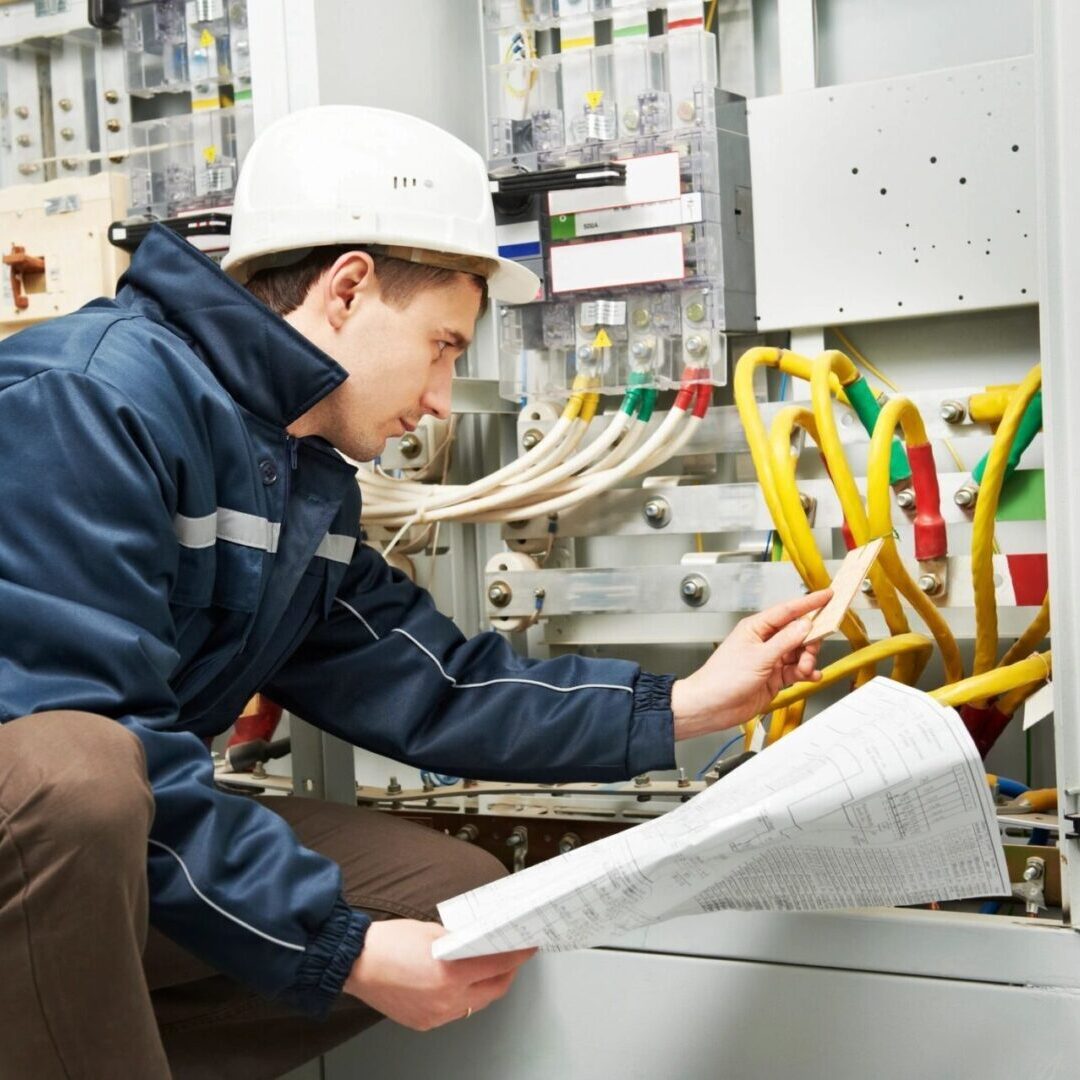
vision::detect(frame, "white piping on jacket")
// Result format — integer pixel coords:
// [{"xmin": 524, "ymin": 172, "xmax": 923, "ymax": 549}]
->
[
  {"xmin": 334, "ymin": 598, "xmax": 633, "ymax": 696},
  {"xmin": 148, "ymin": 838, "xmax": 305, "ymax": 952}
]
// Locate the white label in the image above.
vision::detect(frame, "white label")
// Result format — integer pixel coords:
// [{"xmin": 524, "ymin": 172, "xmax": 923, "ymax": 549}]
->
[
  {"xmin": 548, "ymin": 152, "xmax": 681, "ymax": 216},
  {"xmin": 571, "ymin": 193, "xmax": 702, "ymax": 238},
  {"xmin": 579, "ymin": 301, "xmax": 626, "ymax": 326},
  {"xmin": 1022, "ymin": 680, "xmax": 1054, "ymax": 730},
  {"xmin": 496, "ymin": 221, "xmax": 541, "ymax": 247},
  {"xmin": 549, "ymin": 231, "xmax": 685, "ymax": 293}
]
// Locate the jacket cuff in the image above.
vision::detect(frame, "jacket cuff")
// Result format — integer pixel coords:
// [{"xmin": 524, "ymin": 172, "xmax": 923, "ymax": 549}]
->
[
  {"xmin": 626, "ymin": 671, "xmax": 677, "ymax": 775},
  {"xmin": 285, "ymin": 897, "xmax": 370, "ymax": 1018}
]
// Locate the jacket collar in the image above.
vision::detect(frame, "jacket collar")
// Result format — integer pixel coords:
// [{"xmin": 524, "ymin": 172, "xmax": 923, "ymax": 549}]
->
[{"xmin": 117, "ymin": 224, "xmax": 348, "ymax": 428}]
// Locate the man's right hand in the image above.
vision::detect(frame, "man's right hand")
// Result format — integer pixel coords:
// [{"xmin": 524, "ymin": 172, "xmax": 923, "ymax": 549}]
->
[{"xmin": 343, "ymin": 919, "xmax": 536, "ymax": 1030}]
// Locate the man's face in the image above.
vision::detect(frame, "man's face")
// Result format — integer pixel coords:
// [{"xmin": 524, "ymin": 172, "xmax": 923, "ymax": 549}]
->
[{"xmin": 286, "ymin": 257, "xmax": 482, "ymax": 461}]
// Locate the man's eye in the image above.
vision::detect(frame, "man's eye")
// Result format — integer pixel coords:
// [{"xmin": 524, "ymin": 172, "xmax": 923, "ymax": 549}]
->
[{"xmin": 436, "ymin": 340, "xmax": 452, "ymax": 356}]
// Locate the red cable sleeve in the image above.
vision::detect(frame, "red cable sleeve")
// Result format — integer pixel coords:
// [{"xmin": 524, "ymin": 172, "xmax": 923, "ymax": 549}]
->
[{"xmin": 908, "ymin": 442, "xmax": 948, "ymax": 560}]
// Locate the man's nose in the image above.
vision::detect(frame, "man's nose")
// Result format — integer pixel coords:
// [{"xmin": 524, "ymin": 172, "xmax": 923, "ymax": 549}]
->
[{"xmin": 421, "ymin": 364, "xmax": 453, "ymax": 420}]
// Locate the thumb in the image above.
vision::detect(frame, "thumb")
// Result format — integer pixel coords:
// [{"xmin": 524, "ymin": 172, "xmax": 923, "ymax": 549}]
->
[{"xmin": 764, "ymin": 616, "xmax": 813, "ymax": 662}]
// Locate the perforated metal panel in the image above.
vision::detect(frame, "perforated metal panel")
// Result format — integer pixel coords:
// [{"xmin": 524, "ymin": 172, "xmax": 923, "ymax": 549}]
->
[{"xmin": 750, "ymin": 57, "xmax": 1036, "ymax": 328}]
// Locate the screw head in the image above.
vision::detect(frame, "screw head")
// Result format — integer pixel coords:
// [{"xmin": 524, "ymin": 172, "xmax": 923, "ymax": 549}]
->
[
  {"xmin": 386, "ymin": 775, "xmax": 402, "ymax": 794},
  {"xmin": 14, "ymin": 105, "xmax": 29, "ymax": 119},
  {"xmin": 106, "ymin": 118, "xmax": 122, "ymax": 133},
  {"xmin": 631, "ymin": 308, "xmax": 651, "ymax": 329},
  {"xmin": 860, "ymin": 578, "xmax": 875, "ymax": 596},
  {"xmin": 685, "ymin": 301, "xmax": 706, "ymax": 323},
  {"xmin": 896, "ymin": 488, "xmax": 916, "ymax": 510},
  {"xmin": 61, "ymin": 158, "xmax": 78, "ymax": 171},
  {"xmin": 918, "ymin": 573, "xmax": 942, "ymax": 595},
  {"xmin": 622, "ymin": 108, "xmax": 639, "ymax": 131},
  {"xmin": 642, "ymin": 497, "xmax": 670, "ymax": 528},
  {"xmin": 58, "ymin": 98, "xmax": 73, "ymax": 112},
  {"xmin": 940, "ymin": 400, "xmax": 966, "ymax": 424},
  {"xmin": 17, "ymin": 163, "xmax": 40, "ymax": 175},
  {"xmin": 630, "ymin": 338, "xmax": 653, "ymax": 360},
  {"xmin": 15, "ymin": 134, "xmax": 31, "ymax": 147},
  {"xmin": 685, "ymin": 334, "xmax": 707, "ymax": 357},
  {"xmin": 633, "ymin": 774, "xmax": 651, "ymax": 787},
  {"xmin": 558, "ymin": 832, "xmax": 581, "ymax": 854},
  {"xmin": 577, "ymin": 344, "xmax": 594, "ymax": 363},
  {"xmin": 954, "ymin": 485, "xmax": 977, "ymax": 508},
  {"xmin": 677, "ymin": 767, "xmax": 691, "ymax": 788},
  {"xmin": 398, "ymin": 432, "xmax": 422, "ymax": 459},
  {"xmin": 104, "ymin": 89, "xmax": 120, "ymax": 104},
  {"xmin": 676, "ymin": 99, "xmax": 696, "ymax": 122},
  {"xmin": 679, "ymin": 574, "xmax": 709, "ymax": 606},
  {"xmin": 487, "ymin": 581, "xmax": 512, "ymax": 608},
  {"xmin": 60, "ymin": 127, "xmax": 75, "ymax": 141},
  {"xmin": 521, "ymin": 428, "xmax": 543, "ymax": 451}
]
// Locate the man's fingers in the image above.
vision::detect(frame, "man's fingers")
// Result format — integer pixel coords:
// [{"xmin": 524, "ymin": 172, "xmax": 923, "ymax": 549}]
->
[
  {"xmin": 747, "ymin": 589, "xmax": 831, "ymax": 640},
  {"xmin": 444, "ymin": 946, "xmax": 537, "ymax": 983},
  {"xmin": 764, "ymin": 615, "xmax": 815, "ymax": 662},
  {"xmin": 471, "ymin": 967, "xmax": 520, "ymax": 1009}
]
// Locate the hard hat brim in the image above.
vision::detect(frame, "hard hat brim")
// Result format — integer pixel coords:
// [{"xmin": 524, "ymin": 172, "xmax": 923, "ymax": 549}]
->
[{"xmin": 487, "ymin": 257, "xmax": 542, "ymax": 305}]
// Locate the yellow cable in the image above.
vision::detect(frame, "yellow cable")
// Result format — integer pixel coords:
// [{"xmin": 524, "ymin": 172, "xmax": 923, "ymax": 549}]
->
[
  {"xmin": 931, "ymin": 652, "xmax": 1051, "ymax": 709},
  {"xmin": 780, "ymin": 698, "xmax": 807, "ymax": 738},
  {"xmin": 830, "ymin": 326, "xmax": 968, "ymax": 474},
  {"xmin": 811, "ymin": 352, "xmax": 921, "ymax": 678},
  {"xmin": 972, "ymin": 364, "xmax": 1042, "ymax": 674},
  {"xmin": 767, "ymin": 634, "xmax": 934, "ymax": 712},
  {"xmin": 996, "ymin": 677, "xmax": 1047, "ymax": 719},
  {"xmin": 867, "ymin": 396, "xmax": 964, "ymax": 682},
  {"xmin": 769, "ymin": 406, "xmax": 874, "ymax": 665},
  {"xmin": 998, "ymin": 594, "xmax": 1050, "ymax": 671},
  {"xmin": 765, "ymin": 705, "xmax": 789, "ymax": 746}
]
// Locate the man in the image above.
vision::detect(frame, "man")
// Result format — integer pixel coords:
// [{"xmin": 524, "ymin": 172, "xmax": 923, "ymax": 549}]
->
[{"xmin": 0, "ymin": 106, "xmax": 826, "ymax": 1078}]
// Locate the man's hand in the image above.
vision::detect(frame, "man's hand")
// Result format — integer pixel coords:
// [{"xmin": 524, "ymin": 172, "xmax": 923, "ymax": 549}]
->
[
  {"xmin": 670, "ymin": 590, "xmax": 832, "ymax": 741},
  {"xmin": 343, "ymin": 919, "xmax": 536, "ymax": 1031}
]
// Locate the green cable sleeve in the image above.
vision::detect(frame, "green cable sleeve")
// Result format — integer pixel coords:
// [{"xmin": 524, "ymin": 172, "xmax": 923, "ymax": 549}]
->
[
  {"xmin": 845, "ymin": 377, "xmax": 912, "ymax": 485},
  {"xmin": 638, "ymin": 388, "xmax": 658, "ymax": 423},
  {"xmin": 972, "ymin": 390, "xmax": 1043, "ymax": 486},
  {"xmin": 622, "ymin": 370, "xmax": 653, "ymax": 416}
]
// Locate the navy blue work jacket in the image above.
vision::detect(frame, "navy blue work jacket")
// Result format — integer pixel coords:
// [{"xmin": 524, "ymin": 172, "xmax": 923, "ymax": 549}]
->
[{"xmin": 0, "ymin": 225, "xmax": 676, "ymax": 1016}]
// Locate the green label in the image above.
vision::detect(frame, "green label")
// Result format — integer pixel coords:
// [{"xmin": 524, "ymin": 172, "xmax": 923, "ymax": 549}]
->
[{"xmin": 550, "ymin": 214, "xmax": 577, "ymax": 241}]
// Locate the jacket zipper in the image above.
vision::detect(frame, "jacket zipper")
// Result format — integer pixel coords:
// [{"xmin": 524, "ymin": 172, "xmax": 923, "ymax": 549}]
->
[{"xmin": 284, "ymin": 434, "xmax": 298, "ymax": 503}]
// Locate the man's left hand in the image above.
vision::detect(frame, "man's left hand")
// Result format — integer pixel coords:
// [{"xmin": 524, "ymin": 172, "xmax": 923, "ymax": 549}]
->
[{"xmin": 670, "ymin": 590, "xmax": 832, "ymax": 741}]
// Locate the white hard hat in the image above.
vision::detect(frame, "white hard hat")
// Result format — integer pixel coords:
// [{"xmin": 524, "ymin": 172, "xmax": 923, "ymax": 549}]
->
[{"xmin": 222, "ymin": 105, "xmax": 540, "ymax": 304}]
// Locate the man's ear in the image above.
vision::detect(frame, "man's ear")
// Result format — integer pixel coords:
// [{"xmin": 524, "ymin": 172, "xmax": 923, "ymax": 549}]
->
[{"xmin": 323, "ymin": 251, "xmax": 377, "ymax": 329}]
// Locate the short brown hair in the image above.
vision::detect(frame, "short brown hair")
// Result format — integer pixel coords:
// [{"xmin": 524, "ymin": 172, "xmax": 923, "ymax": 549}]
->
[{"xmin": 244, "ymin": 245, "xmax": 488, "ymax": 316}]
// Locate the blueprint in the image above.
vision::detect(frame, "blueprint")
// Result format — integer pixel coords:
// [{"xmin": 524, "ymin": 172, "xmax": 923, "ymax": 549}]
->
[{"xmin": 433, "ymin": 678, "xmax": 1010, "ymax": 960}]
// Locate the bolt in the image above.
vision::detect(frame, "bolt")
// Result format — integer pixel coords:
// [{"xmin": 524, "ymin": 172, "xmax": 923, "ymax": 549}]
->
[
  {"xmin": 61, "ymin": 158, "xmax": 78, "ymax": 171},
  {"xmin": 252, "ymin": 761, "xmax": 267, "ymax": 779},
  {"xmin": 421, "ymin": 774, "xmax": 435, "ymax": 792},
  {"xmin": 633, "ymin": 774, "xmax": 651, "ymax": 787},
  {"xmin": 954, "ymin": 485, "xmax": 977, "ymax": 509},
  {"xmin": 104, "ymin": 89, "xmax": 120, "ymax": 104},
  {"xmin": 386, "ymin": 775, "xmax": 402, "ymax": 794},
  {"xmin": 521, "ymin": 428, "xmax": 544, "ymax": 451},
  {"xmin": 631, "ymin": 338, "xmax": 653, "ymax": 360},
  {"xmin": 106, "ymin": 118, "xmax": 122, "ymax": 133},
  {"xmin": 108, "ymin": 154, "xmax": 126, "ymax": 164},
  {"xmin": 684, "ymin": 334, "xmax": 708, "ymax": 357},
  {"xmin": 860, "ymin": 578, "xmax": 875, "ymax": 596},
  {"xmin": 15, "ymin": 134, "xmax": 30, "ymax": 147},
  {"xmin": 488, "ymin": 580, "xmax": 512, "ymax": 608},
  {"xmin": 455, "ymin": 824, "xmax": 479, "ymax": 842},
  {"xmin": 631, "ymin": 308, "xmax": 651, "ymax": 328},
  {"xmin": 60, "ymin": 127, "xmax": 75, "ymax": 141},
  {"xmin": 940, "ymin": 399, "xmax": 967, "ymax": 424},
  {"xmin": 398, "ymin": 432, "xmax": 422, "ymax": 459},
  {"xmin": 685, "ymin": 301, "xmax": 706, "ymax": 323},
  {"xmin": 680, "ymin": 574, "xmax": 709, "ymax": 607},
  {"xmin": 506, "ymin": 826, "xmax": 528, "ymax": 847},
  {"xmin": 622, "ymin": 108, "xmax": 639, "ymax": 131},
  {"xmin": 642, "ymin": 497, "xmax": 671, "ymax": 529},
  {"xmin": 1023, "ymin": 859, "xmax": 1044, "ymax": 882},
  {"xmin": 677, "ymin": 767, "xmax": 691, "ymax": 788},
  {"xmin": 17, "ymin": 163, "xmax": 39, "ymax": 175},
  {"xmin": 14, "ymin": 105, "xmax": 29, "ymax": 119},
  {"xmin": 577, "ymin": 344, "xmax": 594, "ymax": 363},
  {"xmin": 918, "ymin": 573, "xmax": 942, "ymax": 596},
  {"xmin": 676, "ymin": 99, "xmax": 696, "ymax": 122},
  {"xmin": 58, "ymin": 98, "xmax": 73, "ymax": 112},
  {"xmin": 896, "ymin": 488, "xmax": 916, "ymax": 510},
  {"xmin": 533, "ymin": 587, "xmax": 546, "ymax": 600},
  {"xmin": 558, "ymin": 832, "xmax": 582, "ymax": 854}
]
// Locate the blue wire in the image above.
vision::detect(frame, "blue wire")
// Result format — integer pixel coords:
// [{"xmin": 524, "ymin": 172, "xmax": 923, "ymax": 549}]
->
[
  {"xmin": 996, "ymin": 776, "xmax": 1029, "ymax": 799},
  {"xmin": 696, "ymin": 732, "xmax": 746, "ymax": 780}
]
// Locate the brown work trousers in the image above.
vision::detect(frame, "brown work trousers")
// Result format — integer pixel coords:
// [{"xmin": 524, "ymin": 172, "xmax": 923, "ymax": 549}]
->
[{"xmin": 0, "ymin": 711, "xmax": 506, "ymax": 1080}]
